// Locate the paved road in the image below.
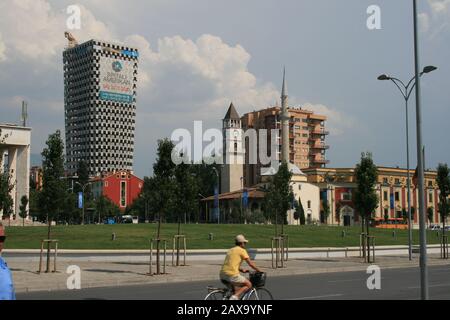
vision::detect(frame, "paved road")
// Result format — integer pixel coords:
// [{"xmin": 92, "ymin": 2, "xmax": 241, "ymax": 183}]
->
[{"xmin": 17, "ymin": 265, "xmax": 450, "ymax": 300}]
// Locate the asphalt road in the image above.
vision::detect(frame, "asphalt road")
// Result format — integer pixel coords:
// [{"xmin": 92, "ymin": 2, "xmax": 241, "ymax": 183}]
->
[{"xmin": 17, "ymin": 265, "xmax": 450, "ymax": 300}]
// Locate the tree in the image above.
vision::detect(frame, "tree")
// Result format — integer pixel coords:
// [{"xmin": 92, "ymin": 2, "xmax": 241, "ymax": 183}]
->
[
  {"xmin": 436, "ymin": 163, "xmax": 450, "ymax": 235},
  {"xmin": 294, "ymin": 197, "xmax": 305, "ymax": 226},
  {"xmin": 151, "ymin": 138, "xmax": 177, "ymax": 274},
  {"xmin": 39, "ymin": 130, "xmax": 66, "ymax": 272},
  {"xmin": 354, "ymin": 152, "xmax": 379, "ymax": 262},
  {"xmin": 263, "ymin": 162, "xmax": 293, "ymax": 236},
  {"xmin": 75, "ymin": 160, "xmax": 91, "ymax": 200},
  {"xmin": 322, "ymin": 199, "xmax": 330, "ymax": 224},
  {"xmin": 427, "ymin": 207, "xmax": 434, "ymax": 227},
  {"xmin": 19, "ymin": 195, "xmax": 28, "ymax": 226}
]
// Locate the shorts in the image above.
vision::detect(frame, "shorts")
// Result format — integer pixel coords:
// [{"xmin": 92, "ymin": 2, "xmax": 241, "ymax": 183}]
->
[{"xmin": 220, "ymin": 273, "xmax": 247, "ymax": 285}]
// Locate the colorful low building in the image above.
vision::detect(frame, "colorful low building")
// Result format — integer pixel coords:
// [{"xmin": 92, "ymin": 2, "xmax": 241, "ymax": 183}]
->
[
  {"xmin": 304, "ymin": 167, "xmax": 442, "ymax": 227},
  {"xmin": 91, "ymin": 170, "xmax": 143, "ymax": 211}
]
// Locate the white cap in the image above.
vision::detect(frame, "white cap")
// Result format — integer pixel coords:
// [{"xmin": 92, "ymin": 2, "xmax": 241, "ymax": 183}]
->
[{"xmin": 235, "ymin": 234, "xmax": 249, "ymax": 243}]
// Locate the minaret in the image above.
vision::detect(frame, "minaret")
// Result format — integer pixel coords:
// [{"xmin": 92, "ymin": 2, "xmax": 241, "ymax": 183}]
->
[{"xmin": 281, "ymin": 67, "xmax": 290, "ymax": 163}]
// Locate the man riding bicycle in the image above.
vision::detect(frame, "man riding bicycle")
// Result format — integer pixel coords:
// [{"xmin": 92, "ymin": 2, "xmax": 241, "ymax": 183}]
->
[{"xmin": 220, "ymin": 235, "xmax": 262, "ymax": 300}]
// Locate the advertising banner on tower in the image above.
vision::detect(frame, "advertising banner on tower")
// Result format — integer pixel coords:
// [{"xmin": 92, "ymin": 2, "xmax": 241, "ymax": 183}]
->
[{"xmin": 99, "ymin": 57, "xmax": 134, "ymax": 103}]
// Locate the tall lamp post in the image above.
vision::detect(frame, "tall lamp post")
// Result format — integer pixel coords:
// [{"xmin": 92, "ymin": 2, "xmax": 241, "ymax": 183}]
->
[
  {"xmin": 212, "ymin": 167, "xmax": 220, "ymax": 224},
  {"xmin": 76, "ymin": 181, "xmax": 91, "ymax": 225},
  {"xmin": 378, "ymin": 65, "xmax": 437, "ymax": 261}
]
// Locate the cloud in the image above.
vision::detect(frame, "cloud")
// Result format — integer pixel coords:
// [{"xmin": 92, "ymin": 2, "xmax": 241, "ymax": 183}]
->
[
  {"xmin": 0, "ymin": 0, "xmax": 113, "ymax": 66},
  {"xmin": 0, "ymin": 33, "xmax": 6, "ymax": 62},
  {"xmin": 0, "ymin": 0, "xmax": 350, "ymax": 176},
  {"xmin": 420, "ymin": 0, "xmax": 450, "ymax": 36},
  {"xmin": 301, "ymin": 103, "xmax": 356, "ymax": 136}
]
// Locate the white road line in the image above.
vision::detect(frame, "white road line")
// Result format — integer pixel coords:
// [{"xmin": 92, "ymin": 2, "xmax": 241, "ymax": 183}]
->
[
  {"xmin": 288, "ymin": 294, "xmax": 344, "ymax": 300},
  {"xmin": 408, "ymin": 283, "xmax": 450, "ymax": 289},
  {"xmin": 328, "ymin": 279, "xmax": 365, "ymax": 283}
]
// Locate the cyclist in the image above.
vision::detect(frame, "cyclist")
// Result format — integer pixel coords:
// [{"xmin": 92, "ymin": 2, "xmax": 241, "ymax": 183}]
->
[{"xmin": 220, "ymin": 234, "xmax": 262, "ymax": 300}]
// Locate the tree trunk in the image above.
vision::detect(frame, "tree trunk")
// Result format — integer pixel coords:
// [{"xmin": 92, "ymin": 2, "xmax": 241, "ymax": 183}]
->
[
  {"xmin": 275, "ymin": 211, "xmax": 278, "ymax": 237},
  {"xmin": 361, "ymin": 216, "xmax": 366, "ymax": 259},
  {"xmin": 366, "ymin": 217, "xmax": 370, "ymax": 263}
]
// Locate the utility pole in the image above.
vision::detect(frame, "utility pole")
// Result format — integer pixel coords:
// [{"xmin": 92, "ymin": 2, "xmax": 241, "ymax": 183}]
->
[{"xmin": 413, "ymin": 0, "xmax": 428, "ymax": 300}]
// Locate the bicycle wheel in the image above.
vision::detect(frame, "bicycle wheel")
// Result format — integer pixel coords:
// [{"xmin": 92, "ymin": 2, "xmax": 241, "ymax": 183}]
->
[
  {"xmin": 204, "ymin": 289, "xmax": 226, "ymax": 300},
  {"xmin": 245, "ymin": 288, "xmax": 274, "ymax": 300}
]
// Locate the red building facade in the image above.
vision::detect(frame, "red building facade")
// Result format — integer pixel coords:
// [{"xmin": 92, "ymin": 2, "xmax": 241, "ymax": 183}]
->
[{"xmin": 91, "ymin": 170, "xmax": 143, "ymax": 211}]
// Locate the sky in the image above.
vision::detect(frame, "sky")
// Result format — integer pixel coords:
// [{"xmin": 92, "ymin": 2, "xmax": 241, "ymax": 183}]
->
[{"xmin": 0, "ymin": 0, "xmax": 449, "ymax": 178}]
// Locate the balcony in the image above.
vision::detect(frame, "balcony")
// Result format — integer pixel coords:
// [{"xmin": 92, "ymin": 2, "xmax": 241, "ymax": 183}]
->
[
  {"xmin": 310, "ymin": 158, "xmax": 330, "ymax": 165},
  {"xmin": 311, "ymin": 129, "xmax": 330, "ymax": 135},
  {"xmin": 310, "ymin": 143, "xmax": 330, "ymax": 150}
]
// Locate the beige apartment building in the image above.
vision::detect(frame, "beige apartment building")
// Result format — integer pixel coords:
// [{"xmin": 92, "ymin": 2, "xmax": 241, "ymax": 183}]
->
[{"xmin": 241, "ymin": 106, "xmax": 329, "ymax": 187}]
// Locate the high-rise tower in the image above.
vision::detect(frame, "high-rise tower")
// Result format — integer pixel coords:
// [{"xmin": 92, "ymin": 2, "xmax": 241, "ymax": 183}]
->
[
  {"xmin": 63, "ymin": 37, "xmax": 139, "ymax": 176},
  {"xmin": 221, "ymin": 102, "xmax": 244, "ymax": 193}
]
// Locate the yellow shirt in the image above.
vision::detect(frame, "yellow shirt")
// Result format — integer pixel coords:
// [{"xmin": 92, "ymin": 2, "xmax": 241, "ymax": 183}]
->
[{"xmin": 220, "ymin": 246, "xmax": 250, "ymax": 277}]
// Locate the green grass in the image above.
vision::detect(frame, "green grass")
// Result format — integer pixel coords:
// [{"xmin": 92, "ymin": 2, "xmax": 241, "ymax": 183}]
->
[{"xmin": 3, "ymin": 224, "xmax": 443, "ymax": 250}]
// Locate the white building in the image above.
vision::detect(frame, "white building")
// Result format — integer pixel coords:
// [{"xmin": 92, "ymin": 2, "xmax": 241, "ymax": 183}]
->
[{"xmin": 0, "ymin": 124, "xmax": 31, "ymax": 220}]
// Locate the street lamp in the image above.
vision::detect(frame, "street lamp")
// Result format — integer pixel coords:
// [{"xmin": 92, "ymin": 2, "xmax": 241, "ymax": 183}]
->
[
  {"xmin": 75, "ymin": 181, "xmax": 91, "ymax": 225},
  {"xmin": 212, "ymin": 167, "xmax": 220, "ymax": 224},
  {"xmin": 377, "ymin": 65, "xmax": 437, "ymax": 262}
]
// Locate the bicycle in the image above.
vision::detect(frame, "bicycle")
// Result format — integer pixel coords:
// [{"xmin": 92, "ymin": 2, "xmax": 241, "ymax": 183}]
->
[{"xmin": 204, "ymin": 272, "xmax": 274, "ymax": 300}]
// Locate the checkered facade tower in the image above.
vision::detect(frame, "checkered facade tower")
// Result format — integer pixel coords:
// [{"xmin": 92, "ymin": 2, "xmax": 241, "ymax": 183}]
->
[{"xmin": 63, "ymin": 39, "xmax": 139, "ymax": 176}]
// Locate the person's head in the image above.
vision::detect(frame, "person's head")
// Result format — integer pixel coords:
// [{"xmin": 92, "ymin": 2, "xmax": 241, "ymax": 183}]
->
[
  {"xmin": 0, "ymin": 222, "xmax": 5, "ymax": 252},
  {"xmin": 235, "ymin": 234, "xmax": 249, "ymax": 247}
]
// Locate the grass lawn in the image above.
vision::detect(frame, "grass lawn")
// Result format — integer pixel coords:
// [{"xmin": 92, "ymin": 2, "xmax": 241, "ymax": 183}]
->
[{"xmin": 3, "ymin": 224, "xmax": 443, "ymax": 250}]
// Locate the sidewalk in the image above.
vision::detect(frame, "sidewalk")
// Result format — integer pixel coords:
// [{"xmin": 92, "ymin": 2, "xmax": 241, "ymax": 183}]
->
[{"xmin": 9, "ymin": 253, "xmax": 450, "ymax": 293}]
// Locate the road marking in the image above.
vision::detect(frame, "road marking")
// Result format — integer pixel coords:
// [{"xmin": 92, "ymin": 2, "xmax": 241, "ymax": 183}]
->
[
  {"xmin": 288, "ymin": 294, "xmax": 344, "ymax": 300},
  {"xmin": 328, "ymin": 278, "xmax": 368, "ymax": 283},
  {"xmin": 408, "ymin": 283, "xmax": 450, "ymax": 289}
]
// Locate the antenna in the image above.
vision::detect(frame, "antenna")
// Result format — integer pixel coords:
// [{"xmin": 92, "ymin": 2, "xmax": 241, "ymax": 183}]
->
[{"xmin": 21, "ymin": 101, "xmax": 28, "ymax": 127}]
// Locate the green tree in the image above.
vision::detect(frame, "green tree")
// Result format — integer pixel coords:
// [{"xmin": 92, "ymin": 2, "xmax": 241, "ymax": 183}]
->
[
  {"xmin": 354, "ymin": 152, "xmax": 379, "ymax": 262},
  {"xmin": 436, "ymin": 163, "xmax": 450, "ymax": 235},
  {"xmin": 174, "ymin": 157, "xmax": 198, "ymax": 230},
  {"xmin": 95, "ymin": 195, "xmax": 118, "ymax": 224},
  {"xmin": 427, "ymin": 207, "xmax": 434, "ymax": 227},
  {"xmin": 322, "ymin": 199, "xmax": 330, "ymax": 224},
  {"xmin": 39, "ymin": 130, "xmax": 66, "ymax": 272},
  {"xmin": 75, "ymin": 160, "xmax": 91, "ymax": 200},
  {"xmin": 152, "ymin": 138, "xmax": 177, "ymax": 274},
  {"xmin": 294, "ymin": 197, "xmax": 305, "ymax": 226},
  {"xmin": 263, "ymin": 162, "xmax": 293, "ymax": 236},
  {"xmin": 19, "ymin": 195, "xmax": 28, "ymax": 226}
]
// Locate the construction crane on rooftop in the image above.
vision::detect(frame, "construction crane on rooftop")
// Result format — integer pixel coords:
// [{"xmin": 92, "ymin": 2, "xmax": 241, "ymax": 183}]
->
[{"xmin": 64, "ymin": 31, "xmax": 78, "ymax": 48}]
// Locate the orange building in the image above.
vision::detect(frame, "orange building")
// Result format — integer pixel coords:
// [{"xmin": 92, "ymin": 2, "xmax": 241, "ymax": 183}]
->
[
  {"xmin": 241, "ymin": 106, "xmax": 329, "ymax": 187},
  {"xmin": 91, "ymin": 170, "xmax": 143, "ymax": 211}
]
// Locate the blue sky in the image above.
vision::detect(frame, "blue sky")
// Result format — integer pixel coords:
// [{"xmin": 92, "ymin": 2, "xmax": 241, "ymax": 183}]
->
[{"xmin": 0, "ymin": 0, "xmax": 449, "ymax": 177}]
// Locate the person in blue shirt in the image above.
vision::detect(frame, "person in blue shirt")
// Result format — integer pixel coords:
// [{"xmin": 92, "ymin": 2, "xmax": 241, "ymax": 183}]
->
[{"xmin": 0, "ymin": 222, "xmax": 15, "ymax": 300}]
